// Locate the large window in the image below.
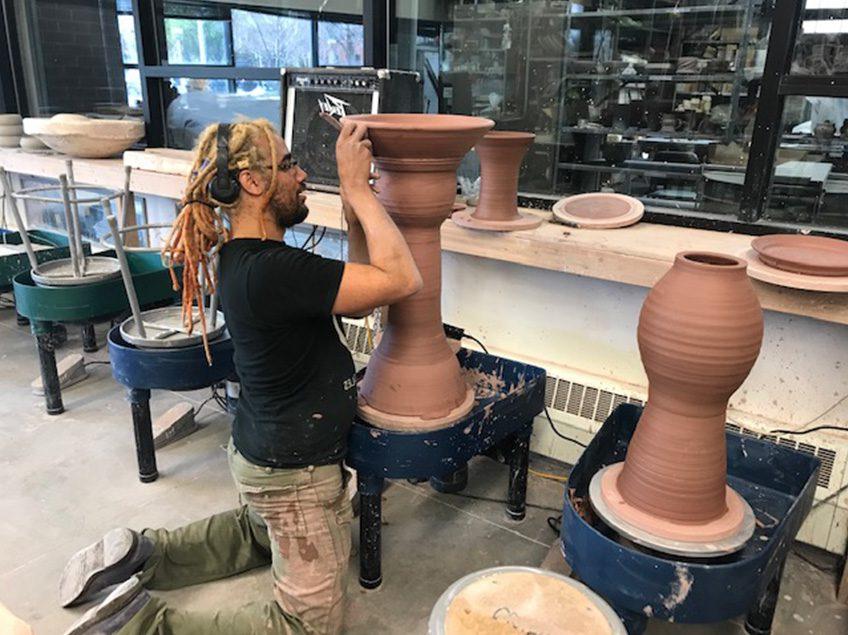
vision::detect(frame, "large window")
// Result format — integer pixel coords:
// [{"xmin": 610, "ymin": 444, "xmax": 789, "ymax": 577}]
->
[
  {"xmin": 139, "ymin": 1, "xmax": 364, "ymax": 148},
  {"xmin": 11, "ymin": 0, "xmax": 131, "ymax": 116},
  {"xmin": 393, "ymin": 0, "xmax": 848, "ymax": 234}
]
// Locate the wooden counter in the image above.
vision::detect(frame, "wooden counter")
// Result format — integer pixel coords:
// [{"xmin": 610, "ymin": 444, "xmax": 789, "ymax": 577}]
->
[{"xmin": 1, "ymin": 147, "xmax": 846, "ymax": 326}]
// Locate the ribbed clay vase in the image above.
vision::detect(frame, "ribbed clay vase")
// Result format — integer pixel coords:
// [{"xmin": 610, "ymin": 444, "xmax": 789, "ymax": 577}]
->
[
  {"xmin": 597, "ymin": 252, "xmax": 763, "ymax": 549},
  {"xmin": 345, "ymin": 114, "xmax": 494, "ymax": 431},
  {"xmin": 452, "ymin": 131, "xmax": 541, "ymax": 232}
]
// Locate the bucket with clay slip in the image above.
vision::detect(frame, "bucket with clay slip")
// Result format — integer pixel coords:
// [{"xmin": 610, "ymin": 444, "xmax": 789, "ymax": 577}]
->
[{"xmin": 428, "ymin": 566, "xmax": 626, "ymax": 635}]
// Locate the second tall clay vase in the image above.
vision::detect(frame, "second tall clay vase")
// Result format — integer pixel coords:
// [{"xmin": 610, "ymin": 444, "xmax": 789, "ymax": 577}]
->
[
  {"xmin": 597, "ymin": 252, "xmax": 763, "ymax": 548},
  {"xmin": 452, "ymin": 131, "xmax": 542, "ymax": 232},
  {"xmin": 345, "ymin": 114, "xmax": 494, "ymax": 431}
]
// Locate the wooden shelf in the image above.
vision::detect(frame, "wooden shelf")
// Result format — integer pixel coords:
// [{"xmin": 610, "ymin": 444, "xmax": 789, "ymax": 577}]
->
[{"xmin": 1, "ymin": 147, "xmax": 845, "ymax": 327}]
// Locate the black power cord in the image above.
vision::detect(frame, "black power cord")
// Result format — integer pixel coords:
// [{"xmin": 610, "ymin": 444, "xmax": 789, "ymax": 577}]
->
[{"xmin": 443, "ymin": 323, "xmax": 588, "ymax": 450}]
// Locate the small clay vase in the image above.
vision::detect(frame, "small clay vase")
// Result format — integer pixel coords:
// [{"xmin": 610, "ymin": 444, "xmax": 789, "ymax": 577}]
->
[
  {"xmin": 345, "ymin": 114, "xmax": 494, "ymax": 431},
  {"xmin": 452, "ymin": 131, "xmax": 541, "ymax": 232},
  {"xmin": 599, "ymin": 252, "xmax": 763, "ymax": 546}
]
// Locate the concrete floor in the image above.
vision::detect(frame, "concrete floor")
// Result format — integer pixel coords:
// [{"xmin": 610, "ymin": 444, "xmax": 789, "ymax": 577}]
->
[{"xmin": 0, "ymin": 306, "xmax": 846, "ymax": 634}]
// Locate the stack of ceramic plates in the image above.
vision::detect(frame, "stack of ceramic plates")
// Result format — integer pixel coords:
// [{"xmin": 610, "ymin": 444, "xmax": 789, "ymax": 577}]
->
[
  {"xmin": 739, "ymin": 235, "xmax": 848, "ymax": 292},
  {"xmin": 0, "ymin": 114, "xmax": 23, "ymax": 148}
]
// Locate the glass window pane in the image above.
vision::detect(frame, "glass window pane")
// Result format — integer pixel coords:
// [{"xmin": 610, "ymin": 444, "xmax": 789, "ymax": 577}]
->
[
  {"xmin": 14, "ymin": 0, "xmax": 133, "ymax": 115},
  {"xmin": 165, "ymin": 18, "xmax": 231, "ymax": 65},
  {"xmin": 232, "ymin": 9, "xmax": 312, "ymax": 67},
  {"xmin": 118, "ymin": 13, "xmax": 138, "ymax": 65},
  {"xmin": 318, "ymin": 21, "xmax": 364, "ymax": 66},
  {"xmin": 166, "ymin": 77, "xmax": 281, "ymax": 149},
  {"xmin": 793, "ymin": 0, "xmax": 848, "ymax": 75},
  {"xmin": 393, "ymin": 0, "xmax": 772, "ymax": 218},
  {"xmin": 762, "ymin": 96, "xmax": 848, "ymax": 228},
  {"xmin": 124, "ymin": 68, "xmax": 142, "ymax": 109}
]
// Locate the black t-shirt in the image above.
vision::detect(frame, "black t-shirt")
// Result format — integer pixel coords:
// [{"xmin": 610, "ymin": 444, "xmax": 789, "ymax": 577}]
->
[{"xmin": 219, "ymin": 238, "xmax": 356, "ymax": 468}]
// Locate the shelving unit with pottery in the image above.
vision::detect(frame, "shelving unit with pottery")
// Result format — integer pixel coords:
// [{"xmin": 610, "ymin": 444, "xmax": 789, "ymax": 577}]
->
[{"xmin": 542, "ymin": 0, "xmax": 767, "ymax": 212}]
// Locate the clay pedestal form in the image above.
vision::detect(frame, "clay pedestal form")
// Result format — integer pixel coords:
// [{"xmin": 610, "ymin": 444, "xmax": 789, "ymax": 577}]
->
[
  {"xmin": 451, "ymin": 131, "xmax": 541, "ymax": 232},
  {"xmin": 592, "ymin": 252, "xmax": 763, "ymax": 555},
  {"xmin": 346, "ymin": 114, "xmax": 494, "ymax": 431}
]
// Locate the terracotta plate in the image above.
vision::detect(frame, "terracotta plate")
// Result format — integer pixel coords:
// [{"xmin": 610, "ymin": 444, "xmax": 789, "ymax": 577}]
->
[
  {"xmin": 739, "ymin": 249, "xmax": 848, "ymax": 293},
  {"xmin": 552, "ymin": 193, "xmax": 644, "ymax": 229},
  {"xmin": 751, "ymin": 235, "xmax": 848, "ymax": 277}
]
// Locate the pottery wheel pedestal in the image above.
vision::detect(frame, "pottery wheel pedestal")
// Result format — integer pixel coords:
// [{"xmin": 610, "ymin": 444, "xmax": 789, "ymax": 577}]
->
[
  {"xmin": 561, "ymin": 404, "xmax": 820, "ymax": 635},
  {"xmin": 346, "ymin": 349, "xmax": 546, "ymax": 589},
  {"xmin": 108, "ymin": 326, "xmax": 235, "ymax": 482},
  {"xmin": 12, "ymin": 250, "xmax": 177, "ymax": 415}
]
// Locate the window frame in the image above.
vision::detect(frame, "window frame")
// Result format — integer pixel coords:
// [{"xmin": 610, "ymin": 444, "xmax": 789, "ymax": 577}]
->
[
  {"xmin": 1, "ymin": 0, "xmax": 844, "ymax": 235},
  {"xmin": 130, "ymin": 0, "xmax": 370, "ymax": 147}
]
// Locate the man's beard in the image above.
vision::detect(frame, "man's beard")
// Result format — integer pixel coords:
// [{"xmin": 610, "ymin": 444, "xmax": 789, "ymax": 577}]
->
[{"xmin": 269, "ymin": 189, "xmax": 309, "ymax": 229}]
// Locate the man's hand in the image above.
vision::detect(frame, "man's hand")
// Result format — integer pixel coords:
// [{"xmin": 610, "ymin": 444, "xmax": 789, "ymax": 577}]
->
[{"xmin": 336, "ymin": 122, "xmax": 373, "ymax": 199}]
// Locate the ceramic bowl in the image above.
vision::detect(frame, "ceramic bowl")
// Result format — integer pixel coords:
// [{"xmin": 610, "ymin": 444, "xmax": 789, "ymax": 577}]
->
[{"xmin": 23, "ymin": 114, "xmax": 144, "ymax": 158}]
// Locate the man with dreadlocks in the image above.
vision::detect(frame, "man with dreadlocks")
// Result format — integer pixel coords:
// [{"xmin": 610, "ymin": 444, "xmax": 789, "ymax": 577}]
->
[{"xmin": 58, "ymin": 119, "xmax": 422, "ymax": 635}]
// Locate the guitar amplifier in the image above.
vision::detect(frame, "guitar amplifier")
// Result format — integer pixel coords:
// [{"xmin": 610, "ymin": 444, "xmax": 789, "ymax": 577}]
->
[{"xmin": 280, "ymin": 67, "xmax": 423, "ymax": 190}]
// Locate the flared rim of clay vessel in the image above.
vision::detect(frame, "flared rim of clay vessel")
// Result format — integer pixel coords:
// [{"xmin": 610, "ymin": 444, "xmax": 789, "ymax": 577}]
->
[
  {"xmin": 451, "ymin": 209, "xmax": 543, "ymax": 232},
  {"xmin": 552, "ymin": 193, "xmax": 644, "ymax": 229},
  {"xmin": 590, "ymin": 463, "xmax": 755, "ymax": 557},
  {"xmin": 343, "ymin": 113, "xmax": 494, "ymax": 133},
  {"xmin": 357, "ymin": 385, "xmax": 475, "ymax": 433},
  {"xmin": 675, "ymin": 251, "xmax": 747, "ymax": 271},
  {"xmin": 478, "ymin": 130, "xmax": 536, "ymax": 143},
  {"xmin": 738, "ymin": 248, "xmax": 848, "ymax": 292}
]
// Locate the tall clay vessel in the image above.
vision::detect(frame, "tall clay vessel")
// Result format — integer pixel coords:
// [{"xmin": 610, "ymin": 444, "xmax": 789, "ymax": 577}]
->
[
  {"xmin": 452, "ymin": 131, "xmax": 541, "ymax": 232},
  {"xmin": 593, "ymin": 252, "xmax": 763, "ymax": 554},
  {"xmin": 345, "ymin": 114, "xmax": 494, "ymax": 431}
]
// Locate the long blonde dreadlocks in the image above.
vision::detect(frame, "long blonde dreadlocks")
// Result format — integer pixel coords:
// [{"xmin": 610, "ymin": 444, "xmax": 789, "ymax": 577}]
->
[{"xmin": 162, "ymin": 118, "xmax": 280, "ymax": 363}]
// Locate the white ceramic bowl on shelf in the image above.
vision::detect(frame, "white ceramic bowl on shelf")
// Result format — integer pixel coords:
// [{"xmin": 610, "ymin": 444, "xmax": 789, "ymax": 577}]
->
[{"xmin": 23, "ymin": 114, "xmax": 144, "ymax": 158}]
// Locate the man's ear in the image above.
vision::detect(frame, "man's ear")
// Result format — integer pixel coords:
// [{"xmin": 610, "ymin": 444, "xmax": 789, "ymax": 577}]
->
[{"xmin": 237, "ymin": 169, "xmax": 267, "ymax": 196}]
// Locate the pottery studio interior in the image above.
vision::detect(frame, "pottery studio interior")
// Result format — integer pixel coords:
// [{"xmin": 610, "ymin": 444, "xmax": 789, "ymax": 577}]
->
[{"xmin": 3, "ymin": 0, "xmax": 848, "ymax": 634}]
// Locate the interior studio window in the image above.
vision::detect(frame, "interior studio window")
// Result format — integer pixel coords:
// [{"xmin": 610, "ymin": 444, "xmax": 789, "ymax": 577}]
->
[
  {"xmin": 232, "ymin": 9, "xmax": 312, "ymax": 68},
  {"xmin": 166, "ymin": 77, "xmax": 281, "ymax": 149},
  {"xmin": 318, "ymin": 21, "xmax": 364, "ymax": 66}
]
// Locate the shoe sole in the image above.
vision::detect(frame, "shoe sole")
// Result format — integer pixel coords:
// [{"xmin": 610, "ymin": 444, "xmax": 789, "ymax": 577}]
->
[
  {"xmin": 59, "ymin": 528, "xmax": 137, "ymax": 608},
  {"xmin": 63, "ymin": 577, "xmax": 142, "ymax": 635}
]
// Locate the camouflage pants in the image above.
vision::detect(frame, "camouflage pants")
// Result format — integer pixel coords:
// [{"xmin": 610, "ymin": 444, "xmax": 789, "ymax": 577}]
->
[{"xmin": 123, "ymin": 439, "xmax": 352, "ymax": 634}]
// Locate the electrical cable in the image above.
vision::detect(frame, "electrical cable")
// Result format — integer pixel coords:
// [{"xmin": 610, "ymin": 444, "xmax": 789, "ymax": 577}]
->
[
  {"xmin": 769, "ymin": 425, "xmax": 848, "ymax": 436},
  {"xmin": 298, "ymin": 226, "xmax": 316, "ymax": 250},
  {"xmin": 458, "ymin": 328, "xmax": 587, "ymax": 450},
  {"xmin": 529, "ymin": 468, "xmax": 568, "ymax": 483},
  {"xmin": 444, "ymin": 491, "xmax": 562, "ymax": 514},
  {"xmin": 83, "ymin": 360, "xmax": 111, "ymax": 367},
  {"xmin": 463, "ymin": 333, "xmax": 490, "ymax": 354},
  {"xmin": 544, "ymin": 403, "xmax": 588, "ymax": 448},
  {"xmin": 547, "ymin": 514, "xmax": 562, "ymax": 535},
  {"xmin": 768, "ymin": 393, "xmax": 848, "ymax": 437},
  {"xmin": 311, "ymin": 226, "xmax": 327, "ymax": 251}
]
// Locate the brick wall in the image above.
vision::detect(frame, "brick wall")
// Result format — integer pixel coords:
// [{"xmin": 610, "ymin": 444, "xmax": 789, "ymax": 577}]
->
[{"xmin": 31, "ymin": 0, "xmax": 126, "ymax": 114}]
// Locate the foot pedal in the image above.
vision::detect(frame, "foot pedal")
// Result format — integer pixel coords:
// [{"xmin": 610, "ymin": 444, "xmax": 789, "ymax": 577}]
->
[
  {"xmin": 153, "ymin": 402, "xmax": 197, "ymax": 449},
  {"xmin": 31, "ymin": 353, "xmax": 87, "ymax": 395}
]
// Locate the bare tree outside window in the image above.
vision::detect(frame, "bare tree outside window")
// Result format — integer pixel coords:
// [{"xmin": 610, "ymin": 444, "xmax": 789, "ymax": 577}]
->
[{"xmin": 232, "ymin": 10, "xmax": 312, "ymax": 68}]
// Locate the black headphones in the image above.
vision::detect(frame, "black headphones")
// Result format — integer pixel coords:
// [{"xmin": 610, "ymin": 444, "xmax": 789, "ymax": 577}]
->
[{"xmin": 208, "ymin": 123, "xmax": 241, "ymax": 204}]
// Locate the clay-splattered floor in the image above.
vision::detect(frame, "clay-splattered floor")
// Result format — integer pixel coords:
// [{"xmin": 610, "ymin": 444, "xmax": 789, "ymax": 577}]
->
[{"xmin": 0, "ymin": 308, "xmax": 845, "ymax": 634}]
